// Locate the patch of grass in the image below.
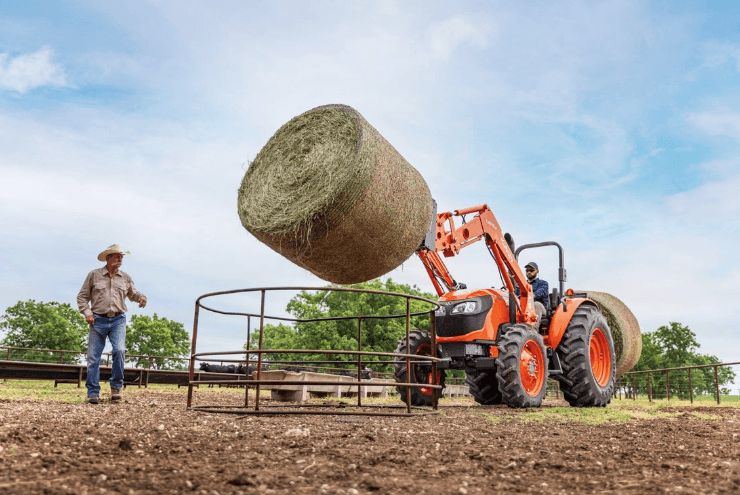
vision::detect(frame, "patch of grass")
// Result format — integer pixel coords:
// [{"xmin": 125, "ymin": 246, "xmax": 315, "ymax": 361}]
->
[
  {"xmin": 517, "ymin": 407, "xmax": 634, "ymax": 425},
  {"xmin": 483, "ymin": 413, "xmax": 513, "ymax": 425},
  {"xmin": 611, "ymin": 396, "xmax": 740, "ymax": 407},
  {"xmin": 0, "ymin": 380, "xmax": 83, "ymax": 403},
  {"xmin": 617, "ymin": 409, "xmax": 722, "ymax": 421},
  {"xmin": 0, "ymin": 380, "xmax": 191, "ymax": 403},
  {"xmin": 477, "ymin": 402, "xmax": 728, "ymax": 425}
]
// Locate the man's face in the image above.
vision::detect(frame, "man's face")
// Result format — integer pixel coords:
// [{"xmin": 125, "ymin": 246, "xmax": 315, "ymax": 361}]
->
[
  {"xmin": 526, "ymin": 266, "xmax": 538, "ymax": 282},
  {"xmin": 106, "ymin": 253, "xmax": 123, "ymax": 271}
]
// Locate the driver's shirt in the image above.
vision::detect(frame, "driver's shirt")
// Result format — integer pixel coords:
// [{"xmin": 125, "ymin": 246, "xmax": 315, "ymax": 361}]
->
[
  {"xmin": 530, "ymin": 278, "xmax": 549, "ymax": 308},
  {"xmin": 515, "ymin": 278, "xmax": 550, "ymax": 307},
  {"xmin": 77, "ymin": 267, "xmax": 144, "ymax": 319}
]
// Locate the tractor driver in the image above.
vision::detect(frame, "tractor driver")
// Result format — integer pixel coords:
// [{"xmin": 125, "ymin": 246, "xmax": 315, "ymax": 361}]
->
[
  {"xmin": 524, "ymin": 262, "xmax": 549, "ymax": 308},
  {"xmin": 515, "ymin": 262, "xmax": 549, "ymax": 329}
]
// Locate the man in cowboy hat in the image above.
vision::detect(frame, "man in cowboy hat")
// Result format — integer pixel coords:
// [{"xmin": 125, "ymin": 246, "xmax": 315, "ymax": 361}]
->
[{"xmin": 77, "ymin": 244, "xmax": 147, "ymax": 404}]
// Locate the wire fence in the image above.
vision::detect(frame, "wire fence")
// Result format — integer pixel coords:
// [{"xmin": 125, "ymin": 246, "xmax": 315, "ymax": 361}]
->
[
  {"xmin": 0, "ymin": 345, "xmax": 190, "ymax": 370},
  {"xmin": 615, "ymin": 361, "xmax": 740, "ymax": 404},
  {"xmin": 3, "ymin": 345, "xmax": 738, "ymax": 405}
]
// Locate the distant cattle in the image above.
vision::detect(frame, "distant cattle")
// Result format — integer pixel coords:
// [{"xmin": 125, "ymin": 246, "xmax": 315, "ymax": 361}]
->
[
  {"xmin": 236, "ymin": 364, "xmax": 269, "ymax": 376},
  {"xmin": 199, "ymin": 362, "xmax": 268, "ymax": 375},
  {"xmin": 199, "ymin": 363, "xmax": 236, "ymax": 374}
]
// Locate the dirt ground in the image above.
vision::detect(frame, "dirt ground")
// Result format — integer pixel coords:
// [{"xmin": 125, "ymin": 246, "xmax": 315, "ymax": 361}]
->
[{"xmin": 1, "ymin": 388, "xmax": 739, "ymax": 495}]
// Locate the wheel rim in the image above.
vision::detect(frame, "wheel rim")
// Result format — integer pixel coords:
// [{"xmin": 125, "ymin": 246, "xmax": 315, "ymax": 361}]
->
[
  {"xmin": 415, "ymin": 343, "xmax": 440, "ymax": 396},
  {"xmin": 590, "ymin": 328, "xmax": 612, "ymax": 386},
  {"xmin": 519, "ymin": 340, "xmax": 546, "ymax": 397}
]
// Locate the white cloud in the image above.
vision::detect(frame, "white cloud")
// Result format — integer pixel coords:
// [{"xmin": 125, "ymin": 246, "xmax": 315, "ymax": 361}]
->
[
  {"xmin": 699, "ymin": 158, "xmax": 740, "ymax": 179},
  {"xmin": 688, "ymin": 110, "xmax": 740, "ymax": 140},
  {"xmin": 700, "ymin": 41, "xmax": 740, "ymax": 72},
  {"xmin": 427, "ymin": 15, "xmax": 489, "ymax": 61},
  {"xmin": 2, "ymin": 1, "xmax": 740, "ymax": 370},
  {"xmin": 666, "ymin": 174, "xmax": 740, "ymax": 228},
  {"xmin": 0, "ymin": 46, "xmax": 68, "ymax": 93}
]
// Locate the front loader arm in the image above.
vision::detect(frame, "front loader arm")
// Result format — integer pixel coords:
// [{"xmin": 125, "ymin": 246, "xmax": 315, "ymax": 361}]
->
[{"xmin": 416, "ymin": 203, "xmax": 537, "ymax": 325}]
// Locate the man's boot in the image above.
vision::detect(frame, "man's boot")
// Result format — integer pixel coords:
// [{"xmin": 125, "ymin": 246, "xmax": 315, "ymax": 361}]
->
[{"xmin": 111, "ymin": 388, "xmax": 122, "ymax": 403}]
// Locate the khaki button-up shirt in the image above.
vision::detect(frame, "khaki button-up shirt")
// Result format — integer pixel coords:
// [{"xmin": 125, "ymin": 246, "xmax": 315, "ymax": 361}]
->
[{"xmin": 77, "ymin": 267, "xmax": 145, "ymax": 318}]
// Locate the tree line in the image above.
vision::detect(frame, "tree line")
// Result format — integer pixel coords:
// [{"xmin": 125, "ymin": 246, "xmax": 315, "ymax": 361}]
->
[
  {"xmin": 626, "ymin": 322, "xmax": 736, "ymax": 398},
  {"xmin": 2, "ymin": 288, "xmax": 736, "ymax": 395},
  {"xmin": 245, "ymin": 279, "xmax": 437, "ymax": 374},
  {"xmin": 0, "ymin": 300, "xmax": 190, "ymax": 370}
]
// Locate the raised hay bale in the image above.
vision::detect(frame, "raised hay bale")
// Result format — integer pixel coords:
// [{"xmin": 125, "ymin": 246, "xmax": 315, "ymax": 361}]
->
[
  {"xmin": 237, "ymin": 104, "xmax": 433, "ymax": 284},
  {"xmin": 578, "ymin": 290, "xmax": 642, "ymax": 377}
]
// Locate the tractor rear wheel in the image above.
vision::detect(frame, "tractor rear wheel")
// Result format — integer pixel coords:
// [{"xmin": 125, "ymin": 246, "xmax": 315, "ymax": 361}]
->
[
  {"xmin": 393, "ymin": 330, "xmax": 446, "ymax": 406},
  {"xmin": 495, "ymin": 324, "xmax": 549, "ymax": 408},
  {"xmin": 465, "ymin": 370, "xmax": 503, "ymax": 405},
  {"xmin": 555, "ymin": 304, "xmax": 616, "ymax": 407}
]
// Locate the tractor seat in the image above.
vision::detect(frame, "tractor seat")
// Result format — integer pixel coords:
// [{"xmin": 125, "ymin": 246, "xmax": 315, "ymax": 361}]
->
[{"xmin": 537, "ymin": 288, "xmax": 560, "ymax": 333}]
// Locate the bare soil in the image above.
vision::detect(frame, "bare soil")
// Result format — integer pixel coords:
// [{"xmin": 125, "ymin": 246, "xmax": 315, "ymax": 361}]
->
[{"xmin": 1, "ymin": 390, "xmax": 739, "ymax": 495}]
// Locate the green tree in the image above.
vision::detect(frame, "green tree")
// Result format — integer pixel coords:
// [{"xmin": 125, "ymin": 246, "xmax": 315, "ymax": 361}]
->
[
  {"xmin": 126, "ymin": 314, "xmax": 191, "ymax": 370},
  {"xmin": 247, "ymin": 279, "xmax": 437, "ymax": 372},
  {"xmin": 630, "ymin": 322, "xmax": 735, "ymax": 399},
  {"xmin": 0, "ymin": 300, "xmax": 88, "ymax": 364}
]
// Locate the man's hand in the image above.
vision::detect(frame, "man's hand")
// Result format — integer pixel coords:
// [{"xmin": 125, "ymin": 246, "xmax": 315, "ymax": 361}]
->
[
  {"xmin": 139, "ymin": 296, "xmax": 147, "ymax": 308},
  {"xmin": 86, "ymin": 315, "xmax": 95, "ymax": 326}
]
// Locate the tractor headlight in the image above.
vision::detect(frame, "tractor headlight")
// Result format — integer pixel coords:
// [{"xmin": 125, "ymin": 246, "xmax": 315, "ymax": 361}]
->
[{"xmin": 451, "ymin": 301, "xmax": 478, "ymax": 314}]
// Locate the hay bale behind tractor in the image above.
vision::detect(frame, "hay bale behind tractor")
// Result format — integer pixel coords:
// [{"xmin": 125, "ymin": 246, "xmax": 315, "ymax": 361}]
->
[
  {"xmin": 579, "ymin": 290, "xmax": 642, "ymax": 376},
  {"xmin": 237, "ymin": 104, "xmax": 432, "ymax": 284}
]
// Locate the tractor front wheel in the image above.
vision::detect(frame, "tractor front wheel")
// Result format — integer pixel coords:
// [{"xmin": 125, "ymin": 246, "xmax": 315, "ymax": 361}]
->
[
  {"xmin": 495, "ymin": 324, "xmax": 549, "ymax": 408},
  {"xmin": 555, "ymin": 304, "xmax": 616, "ymax": 407},
  {"xmin": 465, "ymin": 370, "xmax": 503, "ymax": 405},
  {"xmin": 394, "ymin": 330, "xmax": 446, "ymax": 406}
]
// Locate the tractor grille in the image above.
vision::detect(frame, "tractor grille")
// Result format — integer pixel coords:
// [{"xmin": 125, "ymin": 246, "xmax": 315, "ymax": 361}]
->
[{"xmin": 435, "ymin": 295, "xmax": 493, "ymax": 338}]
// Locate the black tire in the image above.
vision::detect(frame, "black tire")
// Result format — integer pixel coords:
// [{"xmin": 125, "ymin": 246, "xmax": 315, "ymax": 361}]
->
[
  {"xmin": 465, "ymin": 370, "xmax": 503, "ymax": 405},
  {"xmin": 495, "ymin": 324, "xmax": 549, "ymax": 408},
  {"xmin": 555, "ymin": 304, "xmax": 616, "ymax": 407},
  {"xmin": 393, "ymin": 330, "xmax": 446, "ymax": 406}
]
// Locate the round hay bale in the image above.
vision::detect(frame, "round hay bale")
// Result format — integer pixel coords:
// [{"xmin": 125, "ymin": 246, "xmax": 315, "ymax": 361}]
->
[
  {"xmin": 578, "ymin": 290, "xmax": 642, "ymax": 376},
  {"xmin": 237, "ymin": 104, "xmax": 433, "ymax": 284}
]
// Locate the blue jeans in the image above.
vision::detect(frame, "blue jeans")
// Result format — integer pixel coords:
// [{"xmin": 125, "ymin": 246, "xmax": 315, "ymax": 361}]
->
[{"xmin": 86, "ymin": 313, "xmax": 126, "ymax": 397}]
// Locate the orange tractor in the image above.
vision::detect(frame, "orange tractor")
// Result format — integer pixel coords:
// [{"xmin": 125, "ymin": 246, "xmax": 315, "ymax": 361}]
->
[{"xmin": 394, "ymin": 202, "xmax": 616, "ymax": 408}]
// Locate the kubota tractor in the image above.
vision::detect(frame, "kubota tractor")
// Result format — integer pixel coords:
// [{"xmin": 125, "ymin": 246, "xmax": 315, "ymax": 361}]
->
[{"xmin": 393, "ymin": 202, "xmax": 616, "ymax": 408}]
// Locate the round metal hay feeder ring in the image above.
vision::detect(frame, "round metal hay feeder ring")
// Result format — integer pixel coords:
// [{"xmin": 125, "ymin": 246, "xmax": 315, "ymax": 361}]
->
[{"xmin": 186, "ymin": 286, "xmax": 443, "ymax": 417}]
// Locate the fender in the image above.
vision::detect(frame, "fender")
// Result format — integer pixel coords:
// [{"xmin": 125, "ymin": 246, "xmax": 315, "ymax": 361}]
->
[{"xmin": 545, "ymin": 298, "xmax": 598, "ymax": 350}]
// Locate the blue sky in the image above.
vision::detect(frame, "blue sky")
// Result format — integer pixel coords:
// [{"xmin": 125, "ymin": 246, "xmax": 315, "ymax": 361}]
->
[{"xmin": 1, "ymin": 1, "xmax": 739, "ymax": 369}]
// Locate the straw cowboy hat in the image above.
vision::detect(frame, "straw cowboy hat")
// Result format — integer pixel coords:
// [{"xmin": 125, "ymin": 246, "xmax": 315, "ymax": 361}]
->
[{"xmin": 97, "ymin": 244, "xmax": 131, "ymax": 262}]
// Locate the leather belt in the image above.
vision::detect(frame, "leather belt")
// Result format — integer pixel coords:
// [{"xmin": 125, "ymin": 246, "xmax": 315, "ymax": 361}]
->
[{"xmin": 93, "ymin": 312, "xmax": 124, "ymax": 318}]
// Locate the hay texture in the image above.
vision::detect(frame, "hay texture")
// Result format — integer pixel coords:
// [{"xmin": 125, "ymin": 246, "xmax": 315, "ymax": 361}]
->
[
  {"xmin": 579, "ymin": 290, "xmax": 642, "ymax": 377},
  {"xmin": 238, "ymin": 104, "xmax": 433, "ymax": 284}
]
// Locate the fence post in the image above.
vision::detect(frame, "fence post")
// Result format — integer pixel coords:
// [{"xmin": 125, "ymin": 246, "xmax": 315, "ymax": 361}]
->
[
  {"xmin": 632, "ymin": 374, "xmax": 636, "ymax": 401},
  {"xmin": 714, "ymin": 365, "xmax": 721, "ymax": 405},
  {"xmin": 687, "ymin": 368, "xmax": 693, "ymax": 404},
  {"xmin": 356, "ymin": 317, "xmax": 363, "ymax": 409},
  {"xmin": 647, "ymin": 372, "xmax": 652, "ymax": 403},
  {"xmin": 244, "ymin": 315, "xmax": 251, "ymax": 408},
  {"xmin": 666, "ymin": 370, "xmax": 670, "ymax": 401},
  {"xmin": 59, "ymin": 351, "xmax": 64, "ymax": 364}
]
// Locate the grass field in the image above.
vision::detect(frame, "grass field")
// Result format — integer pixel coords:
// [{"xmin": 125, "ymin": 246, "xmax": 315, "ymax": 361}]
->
[{"xmin": 2, "ymin": 379, "xmax": 739, "ymax": 417}]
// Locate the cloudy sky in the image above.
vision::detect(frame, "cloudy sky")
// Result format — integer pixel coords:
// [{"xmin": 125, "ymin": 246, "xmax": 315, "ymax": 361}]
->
[{"xmin": 1, "ymin": 1, "xmax": 739, "ymax": 369}]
